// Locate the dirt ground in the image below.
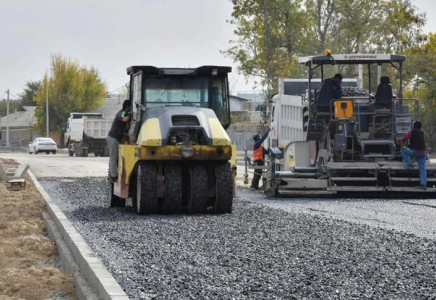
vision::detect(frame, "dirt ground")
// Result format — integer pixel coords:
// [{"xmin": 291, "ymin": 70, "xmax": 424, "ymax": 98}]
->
[{"xmin": 0, "ymin": 158, "xmax": 75, "ymax": 300}]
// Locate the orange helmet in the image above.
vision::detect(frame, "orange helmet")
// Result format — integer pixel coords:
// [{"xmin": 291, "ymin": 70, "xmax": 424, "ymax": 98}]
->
[{"xmin": 324, "ymin": 49, "xmax": 332, "ymax": 56}]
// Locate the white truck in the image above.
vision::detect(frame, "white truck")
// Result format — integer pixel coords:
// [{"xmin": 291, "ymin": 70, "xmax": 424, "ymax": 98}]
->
[{"xmin": 64, "ymin": 112, "xmax": 112, "ymax": 157}]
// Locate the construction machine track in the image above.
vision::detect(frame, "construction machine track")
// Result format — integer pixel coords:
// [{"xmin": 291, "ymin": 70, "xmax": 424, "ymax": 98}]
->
[{"xmin": 132, "ymin": 161, "xmax": 233, "ymax": 214}]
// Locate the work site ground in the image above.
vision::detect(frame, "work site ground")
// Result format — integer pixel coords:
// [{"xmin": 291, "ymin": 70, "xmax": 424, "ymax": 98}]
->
[{"xmin": 0, "ymin": 158, "xmax": 75, "ymax": 300}]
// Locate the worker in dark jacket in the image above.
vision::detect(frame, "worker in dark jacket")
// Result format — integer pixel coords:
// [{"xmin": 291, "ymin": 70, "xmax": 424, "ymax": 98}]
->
[
  {"xmin": 250, "ymin": 127, "xmax": 270, "ymax": 190},
  {"xmin": 332, "ymin": 73, "xmax": 343, "ymax": 99},
  {"xmin": 400, "ymin": 120, "xmax": 427, "ymax": 190},
  {"xmin": 106, "ymin": 100, "xmax": 132, "ymax": 183}
]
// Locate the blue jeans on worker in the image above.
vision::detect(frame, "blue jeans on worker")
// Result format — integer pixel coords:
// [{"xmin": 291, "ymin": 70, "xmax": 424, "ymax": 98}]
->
[{"xmin": 400, "ymin": 147, "xmax": 427, "ymax": 186}]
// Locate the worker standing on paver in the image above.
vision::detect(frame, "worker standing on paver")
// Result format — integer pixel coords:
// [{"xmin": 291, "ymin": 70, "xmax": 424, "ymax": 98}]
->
[{"xmin": 401, "ymin": 120, "xmax": 427, "ymax": 190}]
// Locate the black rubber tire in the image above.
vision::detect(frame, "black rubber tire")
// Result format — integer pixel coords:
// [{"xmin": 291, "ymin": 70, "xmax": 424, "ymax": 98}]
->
[
  {"xmin": 46, "ymin": 151, "xmax": 50, "ymax": 155},
  {"xmin": 214, "ymin": 162, "xmax": 233, "ymax": 214},
  {"xmin": 137, "ymin": 162, "xmax": 158, "ymax": 214},
  {"xmin": 68, "ymin": 150, "xmax": 74, "ymax": 156},
  {"xmin": 108, "ymin": 177, "xmax": 126, "ymax": 208},
  {"xmin": 188, "ymin": 164, "xmax": 209, "ymax": 214},
  {"xmin": 52, "ymin": 151, "xmax": 56, "ymax": 155},
  {"xmin": 162, "ymin": 163, "xmax": 183, "ymax": 214}
]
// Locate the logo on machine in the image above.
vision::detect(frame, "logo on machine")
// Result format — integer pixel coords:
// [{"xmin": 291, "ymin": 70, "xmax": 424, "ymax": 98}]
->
[{"xmin": 346, "ymin": 55, "xmax": 377, "ymax": 59}]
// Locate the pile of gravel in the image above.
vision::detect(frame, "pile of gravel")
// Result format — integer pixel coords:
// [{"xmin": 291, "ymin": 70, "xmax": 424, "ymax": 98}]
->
[
  {"xmin": 41, "ymin": 177, "xmax": 436, "ymax": 299},
  {"xmin": 342, "ymin": 87, "xmax": 369, "ymax": 97}
]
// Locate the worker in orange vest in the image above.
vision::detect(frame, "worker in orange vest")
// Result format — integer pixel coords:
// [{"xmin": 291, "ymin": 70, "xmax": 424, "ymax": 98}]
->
[{"xmin": 250, "ymin": 127, "xmax": 270, "ymax": 190}]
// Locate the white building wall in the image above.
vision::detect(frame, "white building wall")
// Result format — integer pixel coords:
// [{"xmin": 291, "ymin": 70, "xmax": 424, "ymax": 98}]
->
[{"xmin": 230, "ymin": 98, "xmax": 245, "ymax": 111}]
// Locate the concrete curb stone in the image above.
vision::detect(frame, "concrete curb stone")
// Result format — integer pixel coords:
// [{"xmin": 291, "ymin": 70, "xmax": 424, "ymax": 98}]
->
[{"xmin": 29, "ymin": 170, "xmax": 129, "ymax": 300}]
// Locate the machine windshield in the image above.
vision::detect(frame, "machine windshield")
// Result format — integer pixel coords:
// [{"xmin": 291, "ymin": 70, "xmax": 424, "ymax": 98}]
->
[{"xmin": 144, "ymin": 77, "xmax": 209, "ymax": 108}]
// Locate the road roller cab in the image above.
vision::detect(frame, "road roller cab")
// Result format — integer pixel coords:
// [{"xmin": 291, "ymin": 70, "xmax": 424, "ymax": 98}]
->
[{"xmin": 109, "ymin": 65, "xmax": 235, "ymax": 214}]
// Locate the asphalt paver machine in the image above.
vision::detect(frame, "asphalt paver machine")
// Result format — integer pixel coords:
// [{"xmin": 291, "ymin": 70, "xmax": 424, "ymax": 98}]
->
[{"xmin": 265, "ymin": 53, "xmax": 436, "ymax": 197}]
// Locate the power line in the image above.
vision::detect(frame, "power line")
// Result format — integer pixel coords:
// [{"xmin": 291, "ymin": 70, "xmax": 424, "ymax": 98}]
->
[{"xmin": 108, "ymin": 82, "xmax": 129, "ymax": 94}]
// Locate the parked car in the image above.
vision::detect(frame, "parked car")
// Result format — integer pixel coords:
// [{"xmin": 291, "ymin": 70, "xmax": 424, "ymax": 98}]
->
[{"xmin": 28, "ymin": 137, "xmax": 57, "ymax": 154}]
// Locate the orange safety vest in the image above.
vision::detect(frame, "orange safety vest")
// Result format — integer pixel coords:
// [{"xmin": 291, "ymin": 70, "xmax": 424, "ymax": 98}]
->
[{"xmin": 252, "ymin": 145, "xmax": 264, "ymax": 161}]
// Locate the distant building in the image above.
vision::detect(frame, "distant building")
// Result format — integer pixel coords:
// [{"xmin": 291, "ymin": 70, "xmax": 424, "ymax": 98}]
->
[
  {"xmin": 0, "ymin": 106, "xmax": 37, "ymax": 147},
  {"xmin": 236, "ymin": 92, "xmax": 265, "ymax": 111},
  {"xmin": 229, "ymin": 95, "xmax": 249, "ymax": 112}
]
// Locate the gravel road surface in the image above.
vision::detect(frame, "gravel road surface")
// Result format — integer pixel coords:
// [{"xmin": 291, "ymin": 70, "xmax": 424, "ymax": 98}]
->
[{"xmin": 40, "ymin": 177, "xmax": 436, "ymax": 299}]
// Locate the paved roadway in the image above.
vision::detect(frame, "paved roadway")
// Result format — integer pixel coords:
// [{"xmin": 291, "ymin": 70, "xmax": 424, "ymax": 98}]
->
[
  {"xmin": 0, "ymin": 152, "xmax": 108, "ymax": 177},
  {"xmin": 2, "ymin": 152, "xmax": 436, "ymax": 240}
]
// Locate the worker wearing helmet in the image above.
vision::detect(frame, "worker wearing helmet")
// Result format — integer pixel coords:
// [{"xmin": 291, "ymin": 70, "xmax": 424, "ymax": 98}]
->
[
  {"xmin": 250, "ymin": 127, "xmax": 270, "ymax": 190},
  {"xmin": 401, "ymin": 120, "xmax": 427, "ymax": 190}
]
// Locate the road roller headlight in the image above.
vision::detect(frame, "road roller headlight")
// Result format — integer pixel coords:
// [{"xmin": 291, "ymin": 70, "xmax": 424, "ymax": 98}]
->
[{"xmin": 180, "ymin": 146, "xmax": 194, "ymax": 158}]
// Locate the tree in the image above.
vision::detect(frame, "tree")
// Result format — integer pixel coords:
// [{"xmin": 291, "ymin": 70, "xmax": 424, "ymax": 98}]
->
[
  {"xmin": 33, "ymin": 54, "xmax": 107, "ymax": 135},
  {"xmin": 305, "ymin": 0, "xmax": 339, "ymax": 53},
  {"xmin": 19, "ymin": 81, "xmax": 41, "ymax": 106},
  {"xmin": 0, "ymin": 98, "xmax": 20, "ymax": 118},
  {"xmin": 375, "ymin": 0, "xmax": 426, "ymax": 53},
  {"xmin": 225, "ymin": 0, "xmax": 426, "ymax": 95},
  {"xmin": 224, "ymin": 0, "xmax": 309, "ymax": 98}
]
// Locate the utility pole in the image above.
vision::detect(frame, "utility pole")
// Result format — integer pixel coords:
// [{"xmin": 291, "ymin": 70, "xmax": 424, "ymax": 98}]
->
[
  {"xmin": 46, "ymin": 84, "xmax": 49, "ymax": 137},
  {"xmin": 6, "ymin": 89, "xmax": 9, "ymax": 147}
]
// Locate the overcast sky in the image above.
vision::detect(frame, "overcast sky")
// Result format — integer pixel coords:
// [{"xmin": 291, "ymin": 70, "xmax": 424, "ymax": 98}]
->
[{"xmin": 0, "ymin": 0, "xmax": 434, "ymax": 99}]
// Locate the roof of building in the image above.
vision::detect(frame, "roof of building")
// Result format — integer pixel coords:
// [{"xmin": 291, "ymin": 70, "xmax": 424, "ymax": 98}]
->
[
  {"xmin": 230, "ymin": 95, "xmax": 249, "ymax": 102},
  {"xmin": 0, "ymin": 106, "xmax": 37, "ymax": 128}
]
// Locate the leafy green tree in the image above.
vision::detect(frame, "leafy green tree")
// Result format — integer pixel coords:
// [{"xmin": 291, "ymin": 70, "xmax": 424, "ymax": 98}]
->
[
  {"xmin": 18, "ymin": 81, "xmax": 41, "ymax": 106},
  {"xmin": 0, "ymin": 99, "xmax": 20, "ymax": 118},
  {"xmin": 34, "ymin": 54, "xmax": 107, "ymax": 135},
  {"xmin": 226, "ymin": 0, "xmax": 426, "ymax": 95},
  {"xmin": 375, "ymin": 0, "xmax": 426, "ymax": 53},
  {"xmin": 224, "ymin": 0, "xmax": 309, "ymax": 98},
  {"xmin": 305, "ymin": 0, "xmax": 339, "ymax": 54}
]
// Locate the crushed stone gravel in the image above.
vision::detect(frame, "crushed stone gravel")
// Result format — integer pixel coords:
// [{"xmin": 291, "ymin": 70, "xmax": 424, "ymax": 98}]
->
[{"xmin": 40, "ymin": 177, "xmax": 436, "ymax": 299}]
